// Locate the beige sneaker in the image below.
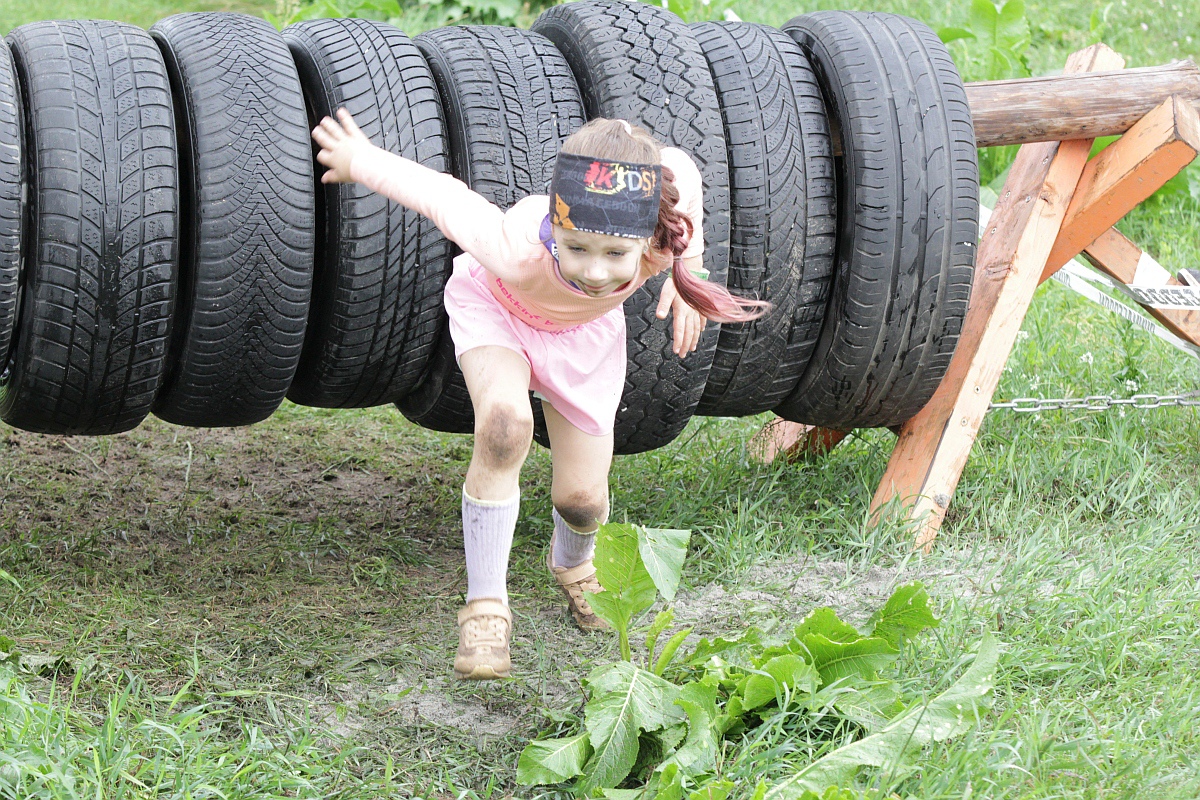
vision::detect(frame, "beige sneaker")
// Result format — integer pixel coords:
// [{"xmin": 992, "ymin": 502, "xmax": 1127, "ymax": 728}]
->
[
  {"xmin": 453, "ymin": 599, "xmax": 512, "ymax": 680},
  {"xmin": 548, "ymin": 537, "xmax": 609, "ymax": 632}
]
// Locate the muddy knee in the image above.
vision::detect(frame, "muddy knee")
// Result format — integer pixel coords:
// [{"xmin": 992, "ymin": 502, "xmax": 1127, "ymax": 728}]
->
[
  {"xmin": 555, "ymin": 490, "xmax": 609, "ymax": 531},
  {"xmin": 475, "ymin": 403, "xmax": 533, "ymax": 467}
]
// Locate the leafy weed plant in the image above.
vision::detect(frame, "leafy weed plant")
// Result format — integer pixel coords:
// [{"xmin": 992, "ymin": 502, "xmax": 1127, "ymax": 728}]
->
[{"xmin": 518, "ymin": 525, "xmax": 998, "ymax": 799}]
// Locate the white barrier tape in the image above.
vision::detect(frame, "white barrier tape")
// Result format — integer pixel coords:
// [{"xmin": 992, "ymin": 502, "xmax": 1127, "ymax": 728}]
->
[
  {"xmin": 1051, "ymin": 264, "xmax": 1200, "ymax": 360},
  {"xmin": 1133, "ymin": 249, "xmax": 1175, "ymax": 286},
  {"xmin": 1119, "ymin": 283, "xmax": 1200, "ymax": 310},
  {"xmin": 977, "ymin": 202, "xmax": 1200, "ymax": 358}
]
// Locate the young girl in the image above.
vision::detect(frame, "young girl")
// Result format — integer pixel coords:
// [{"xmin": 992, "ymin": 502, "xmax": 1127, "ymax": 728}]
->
[{"xmin": 312, "ymin": 110, "xmax": 767, "ymax": 680}]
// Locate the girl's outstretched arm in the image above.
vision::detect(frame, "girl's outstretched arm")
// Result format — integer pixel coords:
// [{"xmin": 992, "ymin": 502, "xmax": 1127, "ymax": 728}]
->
[{"xmin": 312, "ymin": 109, "xmax": 527, "ymax": 282}]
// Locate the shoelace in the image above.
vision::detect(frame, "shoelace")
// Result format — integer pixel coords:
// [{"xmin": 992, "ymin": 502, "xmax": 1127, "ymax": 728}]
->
[
  {"xmin": 462, "ymin": 615, "xmax": 509, "ymax": 649},
  {"xmin": 564, "ymin": 574, "xmax": 602, "ymax": 612}
]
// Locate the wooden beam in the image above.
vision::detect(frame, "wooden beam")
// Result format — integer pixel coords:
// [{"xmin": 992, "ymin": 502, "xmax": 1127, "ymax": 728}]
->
[
  {"xmin": 1083, "ymin": 228, "xmax": 1200, "ymax": 346},
  {"xmin": 1040, "ymin": 95, "xmax": 1200, "ymax": 278},
  {"xmin": 870, "ymin": 44, "xmax": 1125, "ymax": 550},
  {"xmin": 967, "ymin": 59, "xmax": 1200, "ymax": 147},
  {"xmin": 749, "ymin": 419, "xmax": 849, "ymax": 464}
]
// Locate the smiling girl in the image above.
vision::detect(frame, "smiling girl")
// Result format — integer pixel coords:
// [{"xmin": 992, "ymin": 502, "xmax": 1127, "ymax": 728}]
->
[{"xmin": 312, "ymin": 111, "xmax": 767, "ymax": 680}]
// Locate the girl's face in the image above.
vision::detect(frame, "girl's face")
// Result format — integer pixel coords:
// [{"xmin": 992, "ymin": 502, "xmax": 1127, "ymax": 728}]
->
[{"xmin": 553, "ymin": 226, "xmax": 647, "ymax": 298}]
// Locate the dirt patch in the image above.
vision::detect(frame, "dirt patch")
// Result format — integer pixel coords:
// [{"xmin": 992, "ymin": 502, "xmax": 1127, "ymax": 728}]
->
[
  {"xmin": 1, "ymin": 414, "xmax": 461, "ymax": 547},
  {"xmin": 674, "ymin": 550, "xmax": 1008, "ymax": 635}
]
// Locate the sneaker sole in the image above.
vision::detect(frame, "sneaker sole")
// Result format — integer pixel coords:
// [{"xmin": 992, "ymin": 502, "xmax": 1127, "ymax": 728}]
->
[{"xmin": 454, "ymin": 664, "xmax": 511, "ymax": 680}]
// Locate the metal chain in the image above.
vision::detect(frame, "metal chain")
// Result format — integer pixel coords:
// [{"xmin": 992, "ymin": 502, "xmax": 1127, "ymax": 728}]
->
[{"xmin": 990, "ymin": 390, "xmax": 1200, "ymax": 413}]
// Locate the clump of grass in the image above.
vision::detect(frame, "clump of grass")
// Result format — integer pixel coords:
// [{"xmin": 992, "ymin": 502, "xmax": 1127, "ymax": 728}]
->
[{"xmin": 0, "ymin": 665, "xmax": 393, "ymax": 799}]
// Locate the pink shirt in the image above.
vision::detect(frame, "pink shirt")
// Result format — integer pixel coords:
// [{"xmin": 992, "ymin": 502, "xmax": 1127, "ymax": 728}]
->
[{"xmin": 349, "ymin": 145, "xmax": 704, "ymax": 331}]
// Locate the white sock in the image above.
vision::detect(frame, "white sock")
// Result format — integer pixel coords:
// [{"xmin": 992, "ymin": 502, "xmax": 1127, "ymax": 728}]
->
[
  {"xmin": 462, "ymin": 488, "xmax": 519, "ymax": 606},
  {"xmin": 551, "ymin": 508, "xmax": 597, "ymax": 569}
]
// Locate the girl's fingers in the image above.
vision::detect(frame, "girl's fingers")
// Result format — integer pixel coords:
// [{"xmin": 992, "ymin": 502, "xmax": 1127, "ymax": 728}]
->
[
  {"xmin": 656, "ymin": 284, "xmax": 673, "ymax": 319},
  {"xmin": 316, "ymin": 149, "xmax": 333, "ymax": 166},
  {"xmin": 311, "ymin": 126, "xmax": 333, "ymax": 148},
  {"xmin": 338, "ymin": 107, "xmax": 364, "ymax": 137},
  {"xmin": 319, "ymin": 116, "xmax": 346, "ymax": 140}
]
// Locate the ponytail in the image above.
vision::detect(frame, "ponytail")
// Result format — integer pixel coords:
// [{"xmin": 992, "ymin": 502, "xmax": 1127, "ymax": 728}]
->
[{"xmin": 647, "ymin": 167, "xmax": 771, "ymax": 324}]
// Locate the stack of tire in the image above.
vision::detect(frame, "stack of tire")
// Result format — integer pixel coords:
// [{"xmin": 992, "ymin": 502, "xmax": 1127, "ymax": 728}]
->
[{"xmin": 0, "ymin": 1, "xmax": 977, "ymax": 453}]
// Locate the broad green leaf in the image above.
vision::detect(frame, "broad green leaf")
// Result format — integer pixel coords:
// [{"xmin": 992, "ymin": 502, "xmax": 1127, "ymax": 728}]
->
[
  {"xmin": 655, "ymin": 764, "xmax": 685, "ymax": 800},
  {"xmin": 516, "ymin": 733, "xmax": 592, "ymax": 785},
  {"xmin": 602, "ymin": 790, "xmax": 646, "ymax": 800},
  {"xmin": 656, "ymin": 722, "xmax": 688, "ymax": 753},
  {"xmin": 583, "ymin": 662, "xmax": 687, "ymax": 790},
  {"xmin": 866, "ymin": 582, "xmax": 940, "ymax": 648},
  {"xmin": 760, "ymin": 608, "xmax": 862, "ymax": 663},
  {"xmin": 793, "ymin": 608, "xmax": 862, "ymax": 645},
  {"xmin": 637, "ymin": 526, "xmax": 690, "ymax": 602},
  {"xmin": 690, "ymin": 780, "xmax": 735, "ymax": 800},
  {"xmin": 968, "ymin": 0, "xmax": 1030, "ymax": 79},
  {"xmin": 661, "ymin": 681, "xmax": 719, "ymax": 777},
  {"xmin": 653, "ymin": 627, "xmax": 693, "ymax": 676},
  {"xmin": 937, "ymin": 26, "xmax": 975, "ymax": 43},
  {"xmin": 588, "ymin": 590, "xmax": 634, "ymax": 657},
  {"xmin": 713, "ymin": 690, "xmax": 745, "ymax": 735},
  {"xmin": 593, "ymin": 523, "xmax": 659, "ymax": 660},
  {"xmin": 595, "ymin": 523, "xmax": 658, "ymax": 606},
  {"xmin": 828, "ymin": 682, "xmax": 904, "ymax": 732},
  {"xmin": 685, "ymin": 627, "xmax": 767, "ymax": 667},
  {"xmin": 796, "ymin": 634, "xmax": 898, "ymax": 687},
  {"xmin": 766, "ymin": 634, "xmax": 1000, "ymax": 799},
  {"xmin": 740, "ymin": 655, "xmax": 819, "ymax": 711},
  {"xmin": 647, "ymin": 608, "xmax": 676, "ymax": 660}
]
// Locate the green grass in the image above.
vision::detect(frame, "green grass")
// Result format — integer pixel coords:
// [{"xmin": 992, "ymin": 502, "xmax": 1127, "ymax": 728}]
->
[
  {"xmin": 2, "ymin": 0, "xmax": 1200, "ymax": 798},
  {"xmin": 0, "ymin": 0, "xmax": 275, "ymax": 32}
]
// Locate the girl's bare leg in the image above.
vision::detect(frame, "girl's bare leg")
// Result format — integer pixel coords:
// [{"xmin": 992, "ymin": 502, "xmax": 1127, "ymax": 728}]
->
[
  {"xmin": 456, "ymin": 345, "xmax": 533, "ymax": 607},
  {"xmin": 452, "ymin": 346, "xmax": 533, "ymax": 679},
  {"xmin": 460, "ymin": 346, "xmax": 534, "ymax": 500},
  {"xmin": 542, "ymin": 402, "xmax": 613, "ymax": 630},
  {"xmin": 543, "ymin": 402, "xmax": 613, "ymax": 563}
]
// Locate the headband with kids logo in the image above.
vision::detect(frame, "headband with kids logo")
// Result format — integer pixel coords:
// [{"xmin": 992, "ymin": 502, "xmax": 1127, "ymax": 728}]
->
[{"xmin": 549, "ymin": 151, "xmax": 662, "ymax": 239}]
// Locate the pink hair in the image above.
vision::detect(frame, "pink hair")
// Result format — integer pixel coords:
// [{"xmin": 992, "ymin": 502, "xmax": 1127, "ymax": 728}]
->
[{"xmin": 645, "ymin": 166, "xmax": 770, "ymax": 323}]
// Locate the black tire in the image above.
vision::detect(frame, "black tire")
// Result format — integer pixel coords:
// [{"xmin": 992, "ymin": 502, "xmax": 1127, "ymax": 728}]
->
[
  {"xmin": 690, "ymin": 21, "xmax": 836, "ymax": 417},
  {"xmin": 0, "ymin": 38, "xmax": 23, "ymax": 371},
  {"xmin": 532, "ymin": 0, "xmax": 730, "ymax": 454},
  {"xmin": 774, "ymin": 12, "xmax": 978, "ymax": 429},
  {"xmin": 283, "ymin": 19, "xmax": 453, "ymax": 409},
  {"xmin": 0, "ymin": 21, "xmax": 177, "ymax": 435},
  {"xmin": 397, "ymin": 25, "xmax": 586, "ymax": 434},
  {"xmin": 151, "ymin": 12, "xmax": 315, "ymax": 427}
]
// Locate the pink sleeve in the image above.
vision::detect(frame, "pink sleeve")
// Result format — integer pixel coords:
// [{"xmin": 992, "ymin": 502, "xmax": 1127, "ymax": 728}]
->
[
  {"xmin": 661, "ymin": 147, "xmax": 704, "ymax": 260},
  {"xmin": 349, "ymin": 147, "xmax": 533, "ymax": 283}
]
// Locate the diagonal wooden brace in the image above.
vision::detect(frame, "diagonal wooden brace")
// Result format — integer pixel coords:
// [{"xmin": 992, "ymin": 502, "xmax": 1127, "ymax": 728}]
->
[
  {"xmin": 1082, "ymin": 228, "xmax": 1200, "ymax": 347},
  {"xmin": 1040, "ymin": 94, "xmax": 1200, "ymax": 281},
  {"xmin": 869, "ymin": 44, "xmax": 1126, "ymax": 551}
]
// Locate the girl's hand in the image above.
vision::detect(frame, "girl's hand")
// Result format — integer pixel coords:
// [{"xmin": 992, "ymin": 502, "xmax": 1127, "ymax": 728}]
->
[
  {"xmin": 311, "ymin": 108, "xmax": 375, "ymax": 184},
  {"xmin": 655, "ymin": 276, "xmax": 706, "ymax": 358}
]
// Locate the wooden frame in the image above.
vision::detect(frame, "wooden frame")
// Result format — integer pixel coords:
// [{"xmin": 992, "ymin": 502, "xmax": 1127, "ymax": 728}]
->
[{"xmin": 754, "ymin": 44, "xmax": 1200, "ymax": 550}]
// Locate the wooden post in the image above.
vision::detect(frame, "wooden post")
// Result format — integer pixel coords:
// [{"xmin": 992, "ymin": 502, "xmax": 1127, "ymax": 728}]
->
[
  {"xmin": 1082, "ymin": 228, "xmax": 1200, "ymax": 346},
  {"xmin": 966, "ymin": 60, "xmax": 1200, "ymax": 147},
  {"xmin": 1040, "ymin": 95, "xmax": 1200, "ymax": 279},
  {"xmin": 869, "ymin": 44, "xmax": 1126, "ymax": 550},
  {"xmin": 749, "ymin": 420, "xmax": 849, "ymax": 463}
]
